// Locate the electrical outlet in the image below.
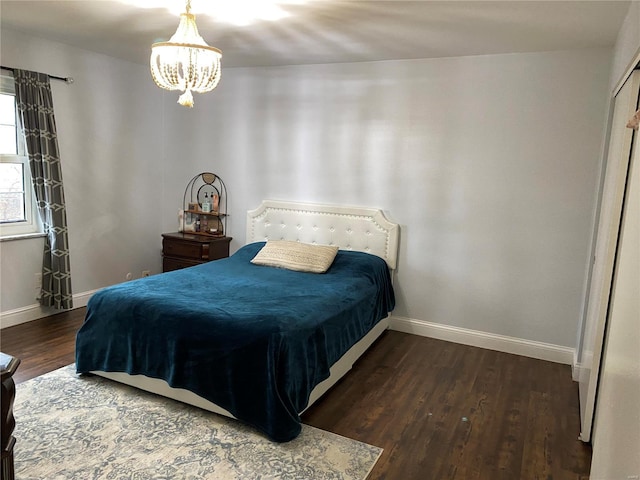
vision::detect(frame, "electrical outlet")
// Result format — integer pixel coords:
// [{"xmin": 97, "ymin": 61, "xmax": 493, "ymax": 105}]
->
[{"xmin": 142, "ymin": 270, "xmax": 151, "ymax": 277}]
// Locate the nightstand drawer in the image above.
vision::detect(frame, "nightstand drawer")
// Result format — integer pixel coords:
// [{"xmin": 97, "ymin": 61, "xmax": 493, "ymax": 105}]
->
[
  {"xmin": 163, "ymin": 257, "xmax": 202, "ymax": 272},
  {"xmin": 161, "ymin": 233, "xmax": 232, "ymax": 273},
  {"xmin": 162, "ymin": 237, "xmax": 204, "ymax": 260}
]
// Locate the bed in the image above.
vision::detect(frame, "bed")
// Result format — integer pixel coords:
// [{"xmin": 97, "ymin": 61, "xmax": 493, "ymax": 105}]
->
[{"xmin": 75, "ymin": 200, "xmax": 399, "ymax": 442}]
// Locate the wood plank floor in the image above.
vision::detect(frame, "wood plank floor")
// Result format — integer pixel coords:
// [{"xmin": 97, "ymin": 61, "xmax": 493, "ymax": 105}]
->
[{"xmin": 0, "ymin": 308, "xmax": 592, "ymax": 479}]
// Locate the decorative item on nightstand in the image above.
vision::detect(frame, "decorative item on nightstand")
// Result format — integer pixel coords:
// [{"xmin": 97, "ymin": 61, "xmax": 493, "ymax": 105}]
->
[
  {"xmin": 162, "ymin": 172, "xmax": 232, "ymax": 273},
  {"xmin": 181, "ymin": 172, "xmax": 227, "ymax": 237}
]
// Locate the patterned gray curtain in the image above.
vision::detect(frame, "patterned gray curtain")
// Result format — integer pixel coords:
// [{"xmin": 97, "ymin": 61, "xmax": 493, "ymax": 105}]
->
[{"xmin": 14, "ymin": 69, "xmax": 73, "ymax": 310}]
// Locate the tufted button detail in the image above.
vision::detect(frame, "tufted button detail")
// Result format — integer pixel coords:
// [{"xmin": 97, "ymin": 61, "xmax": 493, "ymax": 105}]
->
[
  {"xmin": 313, "ymin": 225, "xmax": 318, "ymax": 231},
  {"xmin": 365, "ymin": 246, "xmax": 371, "ymax": 252},
  {"xmin": 329, "ymin": 226, "xmax": 335, "ymax": 232},
  {"xmin": 366, "ymin": 230, "xmax": 371, "ymax": 236},
  {"xmin": 347, "ymin": 228, "xmax": 353, "ymax": 234}
]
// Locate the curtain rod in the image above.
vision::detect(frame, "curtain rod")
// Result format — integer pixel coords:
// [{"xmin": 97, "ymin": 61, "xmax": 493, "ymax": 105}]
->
[{"xmin": 0, "ymin": 66, "xmax": 74, "ymax": 84}]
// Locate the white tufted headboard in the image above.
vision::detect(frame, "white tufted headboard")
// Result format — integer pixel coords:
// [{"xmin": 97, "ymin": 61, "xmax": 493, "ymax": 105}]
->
[{"xmin": 246, "ymin": 200, "xmax": 399, "ymax": 269}]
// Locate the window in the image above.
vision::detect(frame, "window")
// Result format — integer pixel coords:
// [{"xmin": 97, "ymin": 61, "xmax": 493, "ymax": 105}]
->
[{"xmin": 0, "ymin": 74, "xmax": 42, "ymax": 238}]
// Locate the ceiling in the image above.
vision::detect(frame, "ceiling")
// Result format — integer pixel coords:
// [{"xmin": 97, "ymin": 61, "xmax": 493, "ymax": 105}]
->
[{"xmin": 0, "ymin": 1, "xmax": 631, "ymax": 68}]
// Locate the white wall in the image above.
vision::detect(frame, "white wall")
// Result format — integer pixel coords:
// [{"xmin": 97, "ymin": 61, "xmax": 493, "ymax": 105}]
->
[
  {"xmin": 162, "ymin": 49, "xmax": 611, "ymax": 348},
  {"xmin": 0, "ymin": 28, "xmax": 613, "ymax": 353},
  {"xmin": 609, "ymin": 1, "xmax": 640, "ymax": 92},
  {"xmin": 0, "ymin": 29, "xmax": 167, "ymax": 324}
]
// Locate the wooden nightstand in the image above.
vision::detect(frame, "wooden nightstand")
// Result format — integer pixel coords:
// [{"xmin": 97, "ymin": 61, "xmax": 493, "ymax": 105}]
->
[
  {"xmin": 1, "ymin": 352, "xmax": 20, "ymax": 480},
  {"xmin": 162, "ymin": 232, "xmax": 232, "ymax": 272}
]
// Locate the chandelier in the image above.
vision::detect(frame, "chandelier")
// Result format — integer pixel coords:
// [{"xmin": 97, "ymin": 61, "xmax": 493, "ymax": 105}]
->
[{"xmin": 150, "ymin": 0, "xmax": 222, "ymax": 107}]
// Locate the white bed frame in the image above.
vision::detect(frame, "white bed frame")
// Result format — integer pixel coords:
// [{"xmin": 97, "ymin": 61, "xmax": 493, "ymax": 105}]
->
[{"xmin": 94, "ymin": 200, "xmax": 399, "ymax": 419}]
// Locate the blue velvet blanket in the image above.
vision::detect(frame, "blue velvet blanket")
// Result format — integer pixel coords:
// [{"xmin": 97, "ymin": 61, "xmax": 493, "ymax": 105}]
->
[{"xmin": 76, "ymin": 242, "xmax": 395, "ymax": 442}]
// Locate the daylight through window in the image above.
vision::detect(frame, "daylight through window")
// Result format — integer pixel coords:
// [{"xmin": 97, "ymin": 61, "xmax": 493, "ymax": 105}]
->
[{"xmin": 0, "ymin": 74, "xmax": 41, "ymax": 238}]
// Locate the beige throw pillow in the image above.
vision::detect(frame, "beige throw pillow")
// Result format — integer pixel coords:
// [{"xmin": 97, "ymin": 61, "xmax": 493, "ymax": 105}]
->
[{"xmin": 251, "ymin": 240, "xmax": 339, "ymax": 273}]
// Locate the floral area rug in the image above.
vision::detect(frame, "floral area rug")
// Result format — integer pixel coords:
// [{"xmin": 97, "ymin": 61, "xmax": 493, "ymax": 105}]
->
[{"xmin": 12, "ymin": 365, "xmax": 382, "ymax": 479}]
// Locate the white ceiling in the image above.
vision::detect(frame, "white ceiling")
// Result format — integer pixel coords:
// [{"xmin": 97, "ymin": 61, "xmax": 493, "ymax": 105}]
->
[{"xmin": 0, "ymin": 1, "xmax": 631, "ymax": 68}]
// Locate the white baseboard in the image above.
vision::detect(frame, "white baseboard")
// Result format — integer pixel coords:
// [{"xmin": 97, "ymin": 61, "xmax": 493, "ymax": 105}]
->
[
  {"xmin": 0, "ymin": 289, "xmax": 97, "ymax": 329},
  {"xmin": 389, "ymin": 316, "xmax": 574, "ymax": 365},
  {"xmin": 573, "ymin": 351, "xmax": 592, "ymax": 383},
  {"xmin": 572, "ymin": 350, "xmax": 580, "ymax": 381},
  {"xmin": 572, "ymin": 362, "xmax": 583, "ymax": 382}
]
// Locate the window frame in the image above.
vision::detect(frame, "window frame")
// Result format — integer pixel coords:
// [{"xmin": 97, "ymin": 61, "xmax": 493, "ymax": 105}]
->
[{"xmin": 0, "ymin": 74, "xmax": 43, "ymax": 241}]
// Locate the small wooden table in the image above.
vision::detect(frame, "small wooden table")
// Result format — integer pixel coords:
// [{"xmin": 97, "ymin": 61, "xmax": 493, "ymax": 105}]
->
[{"xmin": 1, "ymin": 352, "xmax": 20, "ymax": 480}]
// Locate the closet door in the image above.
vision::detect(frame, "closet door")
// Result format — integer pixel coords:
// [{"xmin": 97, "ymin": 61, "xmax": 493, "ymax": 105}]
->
[
  {"xmin": 588, "ymin": 105, "xmax": 640, "ymax": 478},
  {"xmin": 578, "ymin": 70, "xmax": 640, "ymax": 442}
]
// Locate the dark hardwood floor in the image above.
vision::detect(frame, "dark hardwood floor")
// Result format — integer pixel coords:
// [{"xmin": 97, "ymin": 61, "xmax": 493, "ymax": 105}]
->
[{"xmin": 0, "ymin": 308, "xmax": 592, "ymax": 479}]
